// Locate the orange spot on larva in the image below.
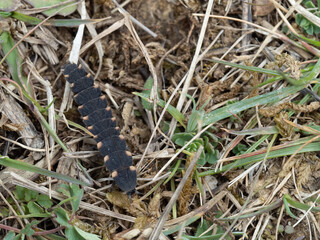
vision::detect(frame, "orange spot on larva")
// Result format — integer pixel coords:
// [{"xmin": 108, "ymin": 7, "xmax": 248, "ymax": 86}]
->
[
  {"xmin": 111, "ymin": 171, "xmax": 118, "ymax": 178},
  {"xmin": 126, "ymin": 151, "xmax": 132, "ymax": 156},
  {"xmin": 129, "ymin": 166, "xmax": 136, "ymax": 171}
]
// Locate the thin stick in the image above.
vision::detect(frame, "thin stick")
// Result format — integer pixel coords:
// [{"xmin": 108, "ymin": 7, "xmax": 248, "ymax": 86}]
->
[
  {"xmin": 112, "ymin": 0, "xmax": 157, "ymax": 38},
  {"xmin": 149, "ymin": 146, "xmax": 203, "ymax": 240},
  {"xmin": 172, "ymin": 0, "xmax": 214, "ymax": 133}
]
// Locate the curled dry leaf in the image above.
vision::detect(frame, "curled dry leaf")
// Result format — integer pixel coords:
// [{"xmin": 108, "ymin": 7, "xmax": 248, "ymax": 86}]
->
[
  {"xmin": 122, "ymin": 101, "xmax": 133, "ymax": 131},
  {"xmin": 106, "ymin": 191, "xmax": 160, "ymax": 236},
  {"xmin": 70, "ymin": 216, "xmax": 111, "ymax": 240},
  {"xmin": 253, "ymin": 0, "xmax": 278, "ymax": 17},
  {"xmin": 274, "ymin": 112, "xmax": 298, "ymax": 141},
  {"xmin": 259, "ymin": 101, "xmax": 320, "ymax": 118},
  {"xmin": 183, "ymin": 0, "xmax": 201, "ymax": 11},
  {"xmin": 178, "ymin": 154, "xmax": 199, "ymax": 216},
  {"xmin": 122, "ymin": 229, "xmax": 141, "ymax": 239},
  {"xmin": 266, "ymin": 53, "xmax": 301, "ymax": 80},
  {"xmin": 106, "ymin": 191, "xmax": 142, "ymax": 217}
]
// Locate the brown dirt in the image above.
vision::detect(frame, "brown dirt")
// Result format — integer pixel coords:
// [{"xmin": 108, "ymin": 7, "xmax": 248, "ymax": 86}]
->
[{"xmin": 1, "ymin": 0, "xmax": 320, "ymax": 239}]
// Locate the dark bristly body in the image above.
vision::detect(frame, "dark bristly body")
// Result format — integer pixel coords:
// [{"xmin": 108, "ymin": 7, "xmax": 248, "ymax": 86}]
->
[{"xmin": 62, "ymin": 63, "xmax": 137, "ymax": 196}]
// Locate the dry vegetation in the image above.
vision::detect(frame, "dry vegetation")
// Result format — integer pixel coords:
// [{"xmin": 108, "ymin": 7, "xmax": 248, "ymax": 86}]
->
[{"xmin": 1, "ymin": 0, "xmax": 320, "ymax": 239}]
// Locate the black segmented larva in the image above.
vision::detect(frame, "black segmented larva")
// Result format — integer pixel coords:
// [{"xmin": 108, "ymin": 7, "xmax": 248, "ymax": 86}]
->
[{"xmin": 62, "ymin": 63, "xmax": 137, "ymax": 196}]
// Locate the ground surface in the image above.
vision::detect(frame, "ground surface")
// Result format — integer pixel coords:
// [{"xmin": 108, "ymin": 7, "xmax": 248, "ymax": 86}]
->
[{"xmin": 1, "ymin": 0, "xmax": 320, "ymax": 239}]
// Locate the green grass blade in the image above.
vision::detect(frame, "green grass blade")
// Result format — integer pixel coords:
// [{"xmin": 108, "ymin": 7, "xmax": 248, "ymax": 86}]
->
[
  {"xmin": 0, "ymin": 31, "xmax": 26, "ymax": 88},
  {"xmin": 18, "ymin": 213, "xmax": 51, "ymax": 218},
  {"xmin": 45, "ymin": 234, "xmax": 67, "ymax": 240},
  {"xmin": 10, "ymin": 11, "xmax": 43, "ymax": 25},
  {"xmin": 162, "ymin": 214, "xmax": 201, "ymax": 235},
  {"xmin": 0, "ymin": 11, "xmax": 109, "ymax": 27},
  {"xmin": 0, "ymin": 155, "xmax": 89, "ymax": 186},
  {"xmin": 47, "ymin": 18, "xmax": 105, "ymax": 27},
  {"xmin": 35, "ymin": 108, "xmax": 69, "ymax": 152},
  {"xmin": 283, "ymin": 195, "xmax": 299, "ymax": 219},
  {"xmin": 225, "ymin": 126, "xmax": 278, "ymax": 136},
  {"xmin": 134, "ymin": 92, "xmax": 186, "ymax": 128},
  {"xmin": 298, "ymin": 58, "xmax": 320, "ymax": 84},
  {"xmin": 244, "ymin": 134, "xmax": 270, "ymax": 154},
  {"xmin": 202, "ymin": 85, "xmax": 305, "ymax": 127},
  {"xmin": 209, "ymin": 58, "xmax": 320, "ymax": 86},
  {"xmin": 10, "ymin": 11, "xmax": 106, "ymax": 27},
  {"xmin": 163, "ymin": 159, "xmax": 181, "ymax": 185},
  {"xmin": 258, "ymin": 65, "xmax": 315, "ymax": 87},
  {"xmin": 293, "ymin": 32, "xmax": 320, "ymax": 47},
  {"xmin": 207, "ymin": 58, "xmax": 281, "ymax": 76},
  {"xmin": 198, "ymin": 137, "xmax": 320, "ymax": 176},
  {"xmin": 219, "ymin": 200, "xmax": 282, "ymax": 221},
  {"xmin": 181, "ymin": 232, "xmax": 243, "ymax": 239},
  {"xmin": 284, "ymin": 194, "xmax": 320, "ymax": 212}
]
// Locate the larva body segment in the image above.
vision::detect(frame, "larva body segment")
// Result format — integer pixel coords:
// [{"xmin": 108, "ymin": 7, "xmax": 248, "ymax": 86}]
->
[
  {"xmin": 104, "ymin": 150, "xmax": 133, "ymax": 170},
  {"xmin": 97, "ymin": 136, "xmax": 127, "ymax": 156},
  {"xmin": 74, "ymin": 85, "xmax": 101, "ymax": 105},
  {"xmin": 94, "ymin": 127, "xmax": 120, "ymax": 142},
  {"xmin": 78, "ymin": 97, "xmax": 108, "ymax": 116},
  {"xmin": 62, "ymin": 62, "xmax": 137, "ymax": 195},
  {"xmin": 65, "ymin": 68, "xmax": 87, "ymax": 83},
  {"xmin": 113, "ymin": 167, "xmax": 136, "ymax": 193},
  {"xmin": 62, "ymin": 63, "xmax": 78, "ymax": 76},
  {"xmin": 83, "ymin": 108, "xmax": 113, "ymax": 126},
  {"xmin": 88, "ymin": 118, "xmax": 117, "ymax": 135},
  {"xmin": 71, "ymin": 76, "xmax": 94, "ymax": 93}
]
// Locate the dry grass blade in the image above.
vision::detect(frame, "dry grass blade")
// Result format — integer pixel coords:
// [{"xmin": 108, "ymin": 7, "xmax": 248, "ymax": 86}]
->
[
  {"xmin": 152, "ymin": 123, "xmax": 214, "ymax": 180},
  {"xmin": 81, "ymin": 7, "xmax": 104, "ymax": 79},
  {"xmin": 68, "ymin": 0, "xmax": 86, "ymax": 64},
  {"xmin": 122, "ymin": 14, "xmax": 158, "ymax": 94},
  {"xmin": 192, "ymin": 13, "xmax": 302, "ymax": 48},
  {"xmin": 149, "ymin": 146, "xmax": 203, "ymax": 240},
  {"xmin": 0, "ymin": 135, "xmax": 48, "ymax": 152},
  {"xmin": 165, "ymin": 191, "xmax": 227, "ymax": 226},
  {"xmin": 282, "ymin": 119, "xmax": 320, "ymax": 163},
  {"xmin": 219, "ymin": 134, "xmax": 277, "ymax": 239},
  {"xmin": 58, "ymin": 1, "xmax": 85, "ymax": 116},
  {"xmin": 112, "ymin": 0, "xmax": 157, "ymax": 37},
  {"xmin": 79, "ymin": 19, "xmax": 125, "ymax": 58},
  {"xmin": 251, "ymin": 0, "xmax": 303, "ymax": 61},
  {"xmin": 137, "ymin": 74, "xmax": 187, "ymax": 172},
  {"xmin": 171, "ymin": 0, "xmax": 214, "ymax": 135}
]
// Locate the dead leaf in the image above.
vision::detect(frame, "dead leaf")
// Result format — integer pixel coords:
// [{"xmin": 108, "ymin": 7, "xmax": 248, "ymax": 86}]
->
[{"xmin": 253, "ymin": 0, "xmax": 277, "ymax": 17}]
